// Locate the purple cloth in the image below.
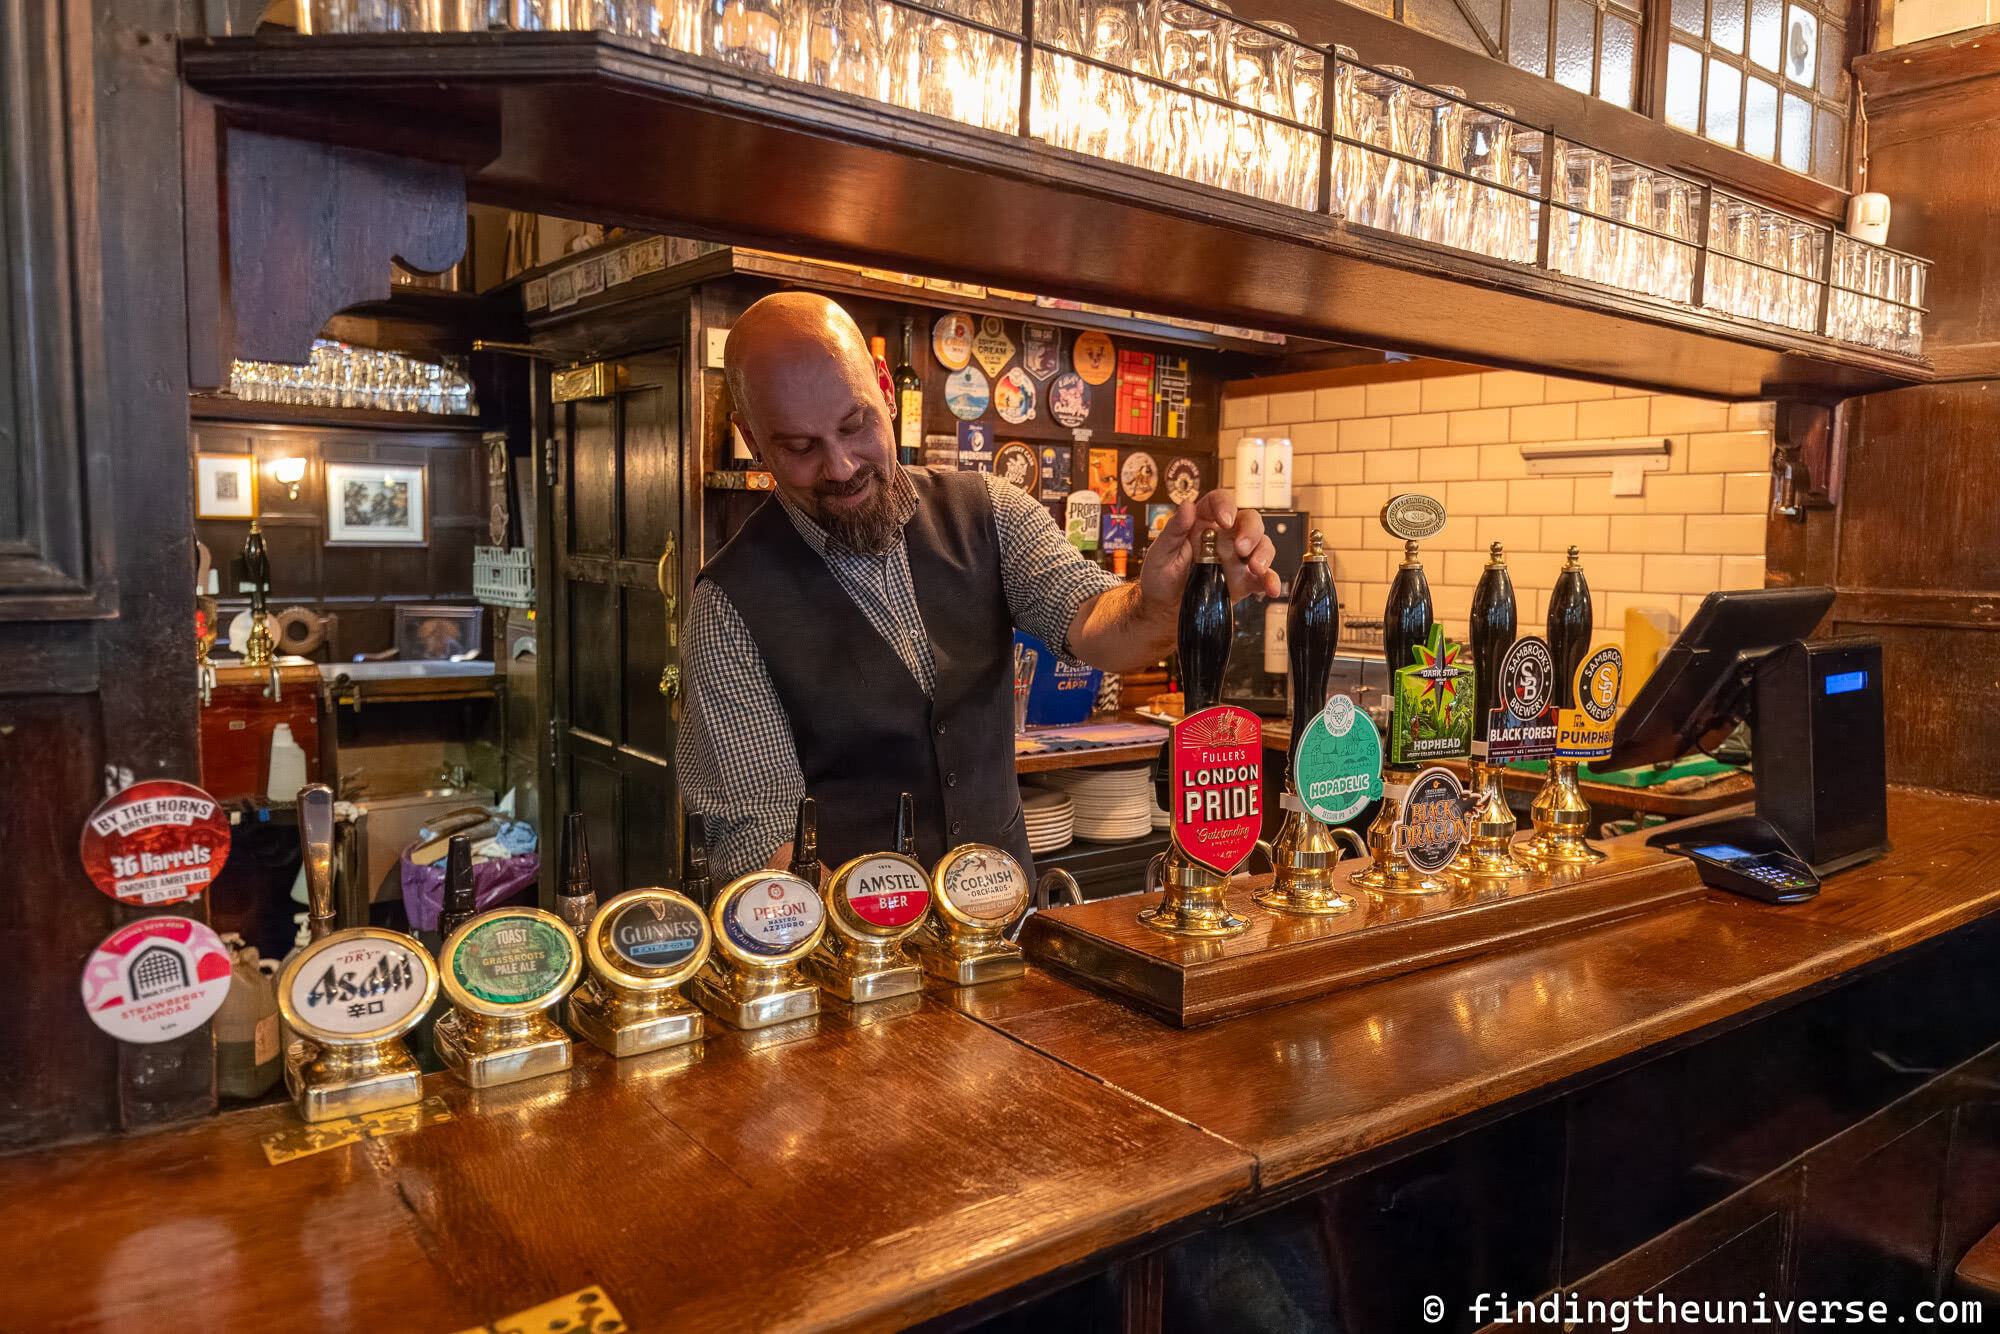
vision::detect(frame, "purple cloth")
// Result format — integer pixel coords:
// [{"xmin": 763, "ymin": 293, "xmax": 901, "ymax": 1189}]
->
[{"xmin": 401, "ymin": 850, "xmax": 539, "ymax": 932}]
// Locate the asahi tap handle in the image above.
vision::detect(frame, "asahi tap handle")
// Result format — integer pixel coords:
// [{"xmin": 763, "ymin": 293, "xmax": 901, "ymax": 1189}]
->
[
  {"xmin": 1178, "ymin": 531, "xmax": 1233, "ymax": 715},
  {"xmin": 1286, "ymin": 531, "xmax": 1339, "ymax": 781},
  {"xmin": 297, "ymin": 783, "xmax": 336, "ymax": 942}
]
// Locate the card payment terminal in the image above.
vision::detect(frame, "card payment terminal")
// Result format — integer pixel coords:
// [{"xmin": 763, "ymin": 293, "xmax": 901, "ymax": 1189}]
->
[{"xmin": 1676, "ymin": 841, "xmax": 1820, "ymax": 904}]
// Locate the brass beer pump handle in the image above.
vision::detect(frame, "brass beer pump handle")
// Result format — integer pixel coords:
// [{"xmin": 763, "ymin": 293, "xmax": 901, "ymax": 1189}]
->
[{"xmin": 298, "ymin": 783, "xmax": 337, "ymax": 941}]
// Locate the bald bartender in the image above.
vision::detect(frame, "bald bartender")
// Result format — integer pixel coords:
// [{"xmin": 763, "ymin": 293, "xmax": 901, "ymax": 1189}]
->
[{"xmin": 679, "ymin": 293, "xmax": 1281, "ymax": 882}]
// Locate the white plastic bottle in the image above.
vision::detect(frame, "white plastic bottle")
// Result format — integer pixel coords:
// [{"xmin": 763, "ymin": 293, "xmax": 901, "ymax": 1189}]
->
[{"xmin": 267, "ymin": 723, "xmax": 307, "ymax": 800}]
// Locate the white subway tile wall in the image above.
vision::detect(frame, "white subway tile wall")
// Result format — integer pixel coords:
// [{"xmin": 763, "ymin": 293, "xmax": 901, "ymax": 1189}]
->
[{"xmin": 1221, "ymin": 370, "xmax": 1775, "ymax": 657}]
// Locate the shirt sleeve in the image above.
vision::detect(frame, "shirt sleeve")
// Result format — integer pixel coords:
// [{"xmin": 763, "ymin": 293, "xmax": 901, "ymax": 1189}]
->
[
  {"xmin": 676, "ymin": 579, "xmax": 806, "ymax": 883},
  {"xmin": 983, "ymin": 472, "xmax": 1124, "ymax": 658}
]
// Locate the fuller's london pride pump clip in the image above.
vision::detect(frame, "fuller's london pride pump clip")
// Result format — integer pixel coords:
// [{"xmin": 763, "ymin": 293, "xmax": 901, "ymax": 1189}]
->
[{"xmin": 1170, "ymin": 704, "xmax": 1264, "ymax": 874}]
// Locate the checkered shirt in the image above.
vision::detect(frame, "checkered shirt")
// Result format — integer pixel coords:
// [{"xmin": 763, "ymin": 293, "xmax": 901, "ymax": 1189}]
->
[{"xmin": 679, "ymin": 466, "xmax": 1124, "ymax": 881}]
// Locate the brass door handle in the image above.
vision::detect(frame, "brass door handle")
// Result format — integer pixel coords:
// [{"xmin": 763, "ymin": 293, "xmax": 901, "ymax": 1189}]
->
[
  {"xmin": 658, "ymin": 534, "xmax": 681, "ymax": 705},
  {"xmin": 659, "ymin": 664, "xmax": 682, "ymax": 701}
]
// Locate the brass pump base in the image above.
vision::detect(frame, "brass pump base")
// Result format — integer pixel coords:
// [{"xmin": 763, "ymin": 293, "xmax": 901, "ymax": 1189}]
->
[
  {"xmin": 1457, "ymin": 759, "xmax": 1531, "ymax": 881},
  {"xmin": 915, "ymin": 921, "xmax": 1025, "ymax": 986},
  {"xmin": 1346, "ymin": 777, "xmax": 1449, "ymax": 895},
  {"xmin": 434, "ymin": 1009, "xmax": 573, "ymax": 1089},
  {"xmin": 1516, "ymin": 758, "xmax": 1607, "ymax": 867},
  {"xmin": 689, "ymin": 960, "xmax": 821, "ymax": 1030},
  {"xmin": 803, "ymin": 937, "xmax": 924, "ymax": 1005},
  {"xmin": 1257, "ymin": 803, "xmax": 1359, "ymax": 915},
  {"xmin": 1138, "ymin": 846, "xmax": 1248, "ymax": 937},
  {"xmin": 284, "ymin": 1037, "xmax": 424, "ymax": 1123},
  {"xmin": 567, "ymin": 976, "xmax": 705, "ymax": 1058}
]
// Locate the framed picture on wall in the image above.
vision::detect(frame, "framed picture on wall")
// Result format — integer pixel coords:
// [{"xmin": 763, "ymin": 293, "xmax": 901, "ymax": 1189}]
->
[
  {"xmin": 326, "ymin": 462, "xmax": 427, "ymax": 546},
  {"xmin": 395, "ymin": 604, "xmax": 483, "ymax": 662},
  {"xmin": 194, "ymin": 452, "xmax": 257, "ymax": 519}
]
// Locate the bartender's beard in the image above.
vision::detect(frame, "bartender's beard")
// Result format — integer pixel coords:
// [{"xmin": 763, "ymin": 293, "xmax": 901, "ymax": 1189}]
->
[{"xmin": 814, "ymin": 466, "xmax": 900, "ymax": 554}]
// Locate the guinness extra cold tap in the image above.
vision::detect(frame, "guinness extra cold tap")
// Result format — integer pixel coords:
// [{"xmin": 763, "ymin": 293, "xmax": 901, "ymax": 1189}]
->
[
  {"xmin": 1460, "ymin": 544, "xmax": 1529, "ymax": 880},
  {"xmin": 1260, "ymin": 532, "xmax": 1360, "ymax": 915},
  {"xmin": 1520, "ymin": 546, "xmax": 1607, "ymax": 867}
]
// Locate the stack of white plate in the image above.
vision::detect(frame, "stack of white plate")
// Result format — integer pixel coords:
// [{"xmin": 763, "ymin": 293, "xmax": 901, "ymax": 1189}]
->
[
  {"xmin": 1022, "ymin": 786, "xmax": 1075, "ymax": 854},
  {"xmin": 1047, "ymin": 766, "xmax": 1155, "ymax": 843}
]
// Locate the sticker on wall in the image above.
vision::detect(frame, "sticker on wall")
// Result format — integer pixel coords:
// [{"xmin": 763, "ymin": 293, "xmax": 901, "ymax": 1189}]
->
[
  {"xmin": 1072, "ymin": 330, "xmax": 1117, "ymax": 385},
  {"xmin": 1065, "ymin": 490, "xmax": 1102, "ymax": 551},
  {"xmin": 972, "ymin": 316, "xmax": 1016, "ymax": 378},
  {"xmin": 1039, "ymin": 444, "xmax": 1072, "ymax": 494},
  {"xmin": 1087, "ymin": 448, "xmax": 1120, "ymax": 505},
  {"xmin": 945, "ymin": 365, "xmax": 990, "ymax": 420},
  {"xmin": 1146, "ymin": 503, "xmax": 1176, "ymax": 543},
  {"xmin": 994, "ymin": 441, "xmax": 1039, "ymax": 494},
  {"xmin": 932, "ymin": 312, "xmax": 975, "ymax": 370},
  {"xmin": 994, "ymin": 367, "xmax": 1037, "ymax": 424},
  {"xmin": 1048, "ymin": 372, "xmax": 1092, "ymax": 428},
  {"xmin": 1121, "ymin": 451, "xmax": 1159, "ymax": 502},
  {"xmin": 1102, "ymin": 507, "xmax": 1136, "ymax": 552},
  {"xmin": 958, "ymin": 420, "xmax": 995, "ymax": 465},
  {"xmin": 1022, "ymin": 323, "xmax": 1061, "ymax": 380},
  {"xmin": 1165, "ymin": 457, "xmax": 1202, "ymax": 505},
  {"xmin": 80, "ymin": 916, "xmax": 233, "ymax": 1044},
  {"xmin": 79, "ymin": 779, "xmax": 231, "ymax": 907}
]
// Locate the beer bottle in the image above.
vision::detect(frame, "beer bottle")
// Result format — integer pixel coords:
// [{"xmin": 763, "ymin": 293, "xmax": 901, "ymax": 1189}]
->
[
  {"xmin": 438, "ymin": 834, "xmax": 479, "ymax": 943},
  {"xmin": 683, "ymin": 811, "xmax": 713, "ymax": 907},
  {"xmin": 1179, "ymin": 530, "xmax": 1234, "ymax": 714},
  {"xmin": 788, "ymin": 797, "xmax": 821, "ymax": 888},
  {"xmin": 1468, "ymin": 543, "xmax": 1517, "ymax": 742},
  {"xmin": 1546, "ymin": 546, "xmax": 1593, "ymax": 709},
  {"xmin": 554, "ymin": 811, "xmax": 595, "ymax": 939},
  {"xmin": 895, "ymin": 791, "xmax": 917, "ymax": 858},
  {"xmin": 1286, "ymin": 530, "xmax": 1340, "ymax": 780},
  {"xmin": 1383, "ymin": 539, "xmax": 1433, "ymax": 680}
]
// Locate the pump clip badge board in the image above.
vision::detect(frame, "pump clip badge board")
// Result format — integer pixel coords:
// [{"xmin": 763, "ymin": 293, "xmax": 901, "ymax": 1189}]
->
[
  {"xmin": 1389, "ymin": 624, "xmax": 1474, "ymax": 767},
  {"xmin": 79, "ymin": 779, "xmax": 230, "ymax": 906},
  {"xmin": 1294, "ymin": 694, "xmax": 1383, "ymax": 824},
  {"xmin": 1556, "ymin": 645, "xmax": 1623, "ymax": 760},
  {"xmin": 1170, "ymin": 705, "xmax": 1264, "ymax": 874},
  {"xmin": 1399, "ymin": 767, "xmax": 1471, "ymax": 874},
  {"xmin": 1486, "ymin": 635, "xmax": 1559, "ymax": 762},
  {"xmin": 81, "ymin": 916, "xmax": 233, "ymax": 1043}
]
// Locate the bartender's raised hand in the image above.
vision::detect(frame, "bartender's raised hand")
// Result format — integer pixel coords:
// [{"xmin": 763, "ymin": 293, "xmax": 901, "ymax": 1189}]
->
[{"xmin": 1141, "ymin": 490, "xmax": 1282, "ymax": 606}]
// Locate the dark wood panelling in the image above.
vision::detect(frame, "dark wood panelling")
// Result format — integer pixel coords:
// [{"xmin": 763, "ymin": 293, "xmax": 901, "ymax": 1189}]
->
[{"xmin": 190, "ymin": 417, "xmax": 486, "ymax": 657}]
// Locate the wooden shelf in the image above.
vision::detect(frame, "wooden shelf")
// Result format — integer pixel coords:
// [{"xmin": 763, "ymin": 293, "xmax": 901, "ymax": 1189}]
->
[
  {"xmin": 191, "ymin": 396, "xmax": 482, "ymax": 431},
  {"xmin": 182, "ymin": 33, "xmax": 1931, "ymax": 403},
  {"xmin": 1016, "ymin": 739, "xmax": 1163, "ymax": 775}
]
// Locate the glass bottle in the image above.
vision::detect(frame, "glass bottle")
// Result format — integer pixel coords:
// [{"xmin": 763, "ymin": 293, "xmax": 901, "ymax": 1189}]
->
[{"xmin": 894, "ymin": 318, "xmax": 923, "ymax": 466}]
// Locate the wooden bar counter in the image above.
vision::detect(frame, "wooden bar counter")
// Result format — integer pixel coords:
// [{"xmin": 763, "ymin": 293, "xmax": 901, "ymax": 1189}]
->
[{"xmin": 5, "ymin": 787, "xmax": 1998, "ymax": 1331}]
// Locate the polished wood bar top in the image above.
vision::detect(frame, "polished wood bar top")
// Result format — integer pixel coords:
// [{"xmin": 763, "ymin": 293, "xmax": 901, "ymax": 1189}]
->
[
  {"xmin": 958, "ymin": 788, "xmax": 2000, "ymax": 1190},
  {"xmin": 0, "ymin": 1001, "xmax": 1251, "ymax": 1334}
]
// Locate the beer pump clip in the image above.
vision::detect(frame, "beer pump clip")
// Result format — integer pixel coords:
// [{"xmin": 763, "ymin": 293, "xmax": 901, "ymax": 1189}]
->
[
  {"xmin": 1142, "ymin": 531, "xmax": 1262, "ymax": 938},
  {"xmin": 920, "ymin": 843, "xmax": 1033, "ymax": 985},
  {"xmin": 806, "ymin": 793, "xmax": 932, "ymax": 1004},
  {"xmin": 1517, "ymin": 548, "xmax": 1613, "ymax": 869},
  {"xmin": 277, "ymin": 784, "xmax": 439, "ymax": 1122},
  {"xmin": 1459, "ymin": 544, "xmax": 1532, "ymax": 882},
  {"xmin": 1350, "ymin": 495, "xmax": 1461, "ymax": 895},
  {"xmin": 1261, "ymin": 530, "xmax": 1365, "ymax": 915},
  {"xmin": 434, "ymin": 907, "xmax": 583, "ymax": 1089},
  {"xmin": 569, "ymin": 885, "xmax": 711, "ymax": 1058}
]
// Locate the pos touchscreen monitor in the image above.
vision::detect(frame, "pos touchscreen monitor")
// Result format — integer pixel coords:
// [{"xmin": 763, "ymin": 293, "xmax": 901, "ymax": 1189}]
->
[{"xmin": 1606, "ymin": 587, "xmax": 1834, "ymax": 772}]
